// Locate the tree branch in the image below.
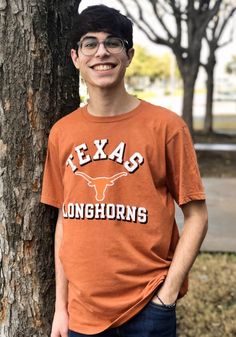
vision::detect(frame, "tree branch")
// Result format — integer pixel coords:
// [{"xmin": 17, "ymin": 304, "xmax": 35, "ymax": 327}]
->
[
  {"xmin": 205, "ymin": 4, "xmax": 236, "ymax": 52},
  {"xmin": 149, "ymin": 0, "xmax": 174, "ymax": 40},
  {"xmin": 134, "ymin": 0, "xmax": 159, "ymax": 38},
  {"xmin": 117, "ymin": 0, "xmax": 156, "ymax": 41},
  {"xmin": 155, "ymin": 0, "xmax": 173, "ymax": 16},
  {"xmin": 219, "ymin": 36, "xmax": 233, "ymax": 49},
  {"xmin": 216, "ymin": 7, "xmax": 236, "ymax": 41},
  {"xmin": 199, "ymin": 0, "xmax": 223, "ymax": 32},
  {"xmin": 117, "ymin": 0, "xmax": 174, "ymax": 47},
  {"xmin": 198, "ymin": 0, "xmax": 210, "ymax": 14},
  {"xmin": 200, "ymin": 61, "xmax": 207, "ymax": 69},
  {"xmin": 168, "ymin": 0, "xmax": 183, "ymax": 39}
]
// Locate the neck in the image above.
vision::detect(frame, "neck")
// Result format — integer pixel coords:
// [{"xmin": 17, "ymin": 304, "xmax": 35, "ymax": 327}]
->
[{"xmin": 86, "ymin": 85, "xmax": 140, "ymax": 117}]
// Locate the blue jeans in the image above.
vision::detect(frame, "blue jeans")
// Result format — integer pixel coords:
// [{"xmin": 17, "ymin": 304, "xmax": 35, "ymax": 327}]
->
[{"xmin": 69, "ymin": 300, "xmax": 176, "ymax": 337}]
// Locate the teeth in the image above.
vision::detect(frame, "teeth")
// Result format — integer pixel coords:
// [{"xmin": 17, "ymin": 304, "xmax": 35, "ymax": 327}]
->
[{"xmin": 93, "ymin": 64, "xmax": 113, "ymax": 71}]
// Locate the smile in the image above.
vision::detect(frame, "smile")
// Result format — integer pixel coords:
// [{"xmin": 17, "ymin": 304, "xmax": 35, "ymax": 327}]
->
[{"xmin": 92, "ymin": 64, "xmax": 115, "ymax": 71}]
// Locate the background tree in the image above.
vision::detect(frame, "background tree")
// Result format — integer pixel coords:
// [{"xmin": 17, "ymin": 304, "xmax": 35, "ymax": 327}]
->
[
  {"xmin": 202, "ymin": 2, "xmax": 236, "ymax": 133},
  {"xmin": 226, "ymin": 55, "xmax": 236, "ymax": 74},
  {"xmin": 0, "ymin": 1, "xmax": 80, "ymax": 336},
  {"xmin": 117, "ymin": 0, "xmax": 223, "ymax": 132}
]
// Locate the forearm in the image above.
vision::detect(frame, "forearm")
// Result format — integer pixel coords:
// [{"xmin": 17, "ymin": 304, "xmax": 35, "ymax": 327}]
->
[
  {"xmin": 50, "ymin": 211, "xmax": 69, "ymax": 337},
  {"xmin": 54, "ymin": 210, "xmax": 68, "ymax": 311},
  {"xmin": 55, "ymin": 255, "xmax": 68, "ymax": 311},
  {"xmin": 158, "ymin": 201, "xmax": 208, "ymax": 302}
]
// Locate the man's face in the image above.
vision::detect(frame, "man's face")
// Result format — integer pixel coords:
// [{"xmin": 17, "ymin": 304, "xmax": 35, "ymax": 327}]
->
[{"xmin": 71, "ymin": 32, "xmax": 134, "ymax": 90}]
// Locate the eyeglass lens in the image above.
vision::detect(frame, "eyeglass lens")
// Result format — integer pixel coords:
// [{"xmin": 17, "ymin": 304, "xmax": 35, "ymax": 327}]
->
[{"xmin": 79, "ymin": 37, "xmax": 125, "ymax": 55}]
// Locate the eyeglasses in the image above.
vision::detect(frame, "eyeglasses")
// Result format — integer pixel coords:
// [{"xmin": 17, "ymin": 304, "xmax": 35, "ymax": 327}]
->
[{"xmin": 78, "ymin": 36, "xmax": 129, "ymax": 56}]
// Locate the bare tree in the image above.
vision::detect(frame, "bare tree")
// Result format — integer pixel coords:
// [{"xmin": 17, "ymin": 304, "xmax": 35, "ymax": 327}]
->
[
  {"xmin": 117, "ymin": 0, "xmax": 223, "ymax": 132},
  {"xmin": 0, "ymin": 1, "xmax": 80, "ymax": 336},
  {"xmin": 202, "ymin": 2, "xmax": 236, "ymax": 133}
]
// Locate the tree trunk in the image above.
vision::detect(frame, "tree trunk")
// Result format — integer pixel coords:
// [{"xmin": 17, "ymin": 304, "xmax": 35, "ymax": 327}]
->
[
  {"xmin": 204, "ymin": 57, "xmax": 216, "ymax": 133},
  {"xmin": 177, "ymin": 57, "xmax": 200, "ymax": 134},
  {"xmin": 182, "ymin": 76, "xmax": 195, "ymax": 133},
  {"xmin": 0, "ymin": 1, "xmax": 80, "ymax": 336}
]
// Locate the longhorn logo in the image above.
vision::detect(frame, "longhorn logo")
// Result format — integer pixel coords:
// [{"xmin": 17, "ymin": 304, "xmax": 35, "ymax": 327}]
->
[{"xmin": 75, "ymin": 171, "xmax": 128, "ymax": 201}]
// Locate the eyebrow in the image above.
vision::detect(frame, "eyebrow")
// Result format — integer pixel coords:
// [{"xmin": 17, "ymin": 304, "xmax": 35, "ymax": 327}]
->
[
  {"xmin": 82, "ymin": 36, "xmax": 97, "ymax": 40},
  {"xmin": 81, "ymin": 34, "xmax": 114, "ymax": 41}
]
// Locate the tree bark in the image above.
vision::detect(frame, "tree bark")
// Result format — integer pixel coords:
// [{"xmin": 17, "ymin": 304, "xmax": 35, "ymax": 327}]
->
[
  {"xmin": 0, "ymin": 1, "xmax": 80, "ymax": 336},
  {"xmin": 204, "ymin": 59, "xmax": 215, "ymax": 133},
  {"xmin": 176, "ymin": 50, "xmax": 200, "ymax": 133},
  {"xmin": 182, "ymin": 75, "xmax": 195, "ymax": 133}
]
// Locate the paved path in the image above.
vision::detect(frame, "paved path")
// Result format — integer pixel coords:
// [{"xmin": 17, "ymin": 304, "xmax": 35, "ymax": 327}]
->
[
  {"xmin": 195, "ymin": 143, "xmax": 236, "ymax": 151},
  {"xmin": 175, "ymin": 178, "xmax": 236, "ymax": 252}
]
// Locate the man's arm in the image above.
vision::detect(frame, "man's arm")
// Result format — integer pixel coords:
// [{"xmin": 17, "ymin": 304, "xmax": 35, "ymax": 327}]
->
[
  {"xmin": 51, "ymin": 209, "xmax": 69, "ymax": 337},
  {"xmin": 155, "ymin": 200, "xmax": 208, "ymax": 305}
]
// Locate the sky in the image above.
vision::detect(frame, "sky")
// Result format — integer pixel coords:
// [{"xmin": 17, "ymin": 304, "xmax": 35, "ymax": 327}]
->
[{"xmin": 78, "ymin": 0, "xmax": 236, "ymax": 87}]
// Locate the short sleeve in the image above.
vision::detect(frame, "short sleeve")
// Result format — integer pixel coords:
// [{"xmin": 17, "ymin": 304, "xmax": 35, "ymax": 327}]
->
[
  {"xmin": 41, "ymin": 132, "xmax": 64, "ymax": 208},
  {"xmin": 166, "ymin": 125, "xmax": 206, "ymax": 206}
]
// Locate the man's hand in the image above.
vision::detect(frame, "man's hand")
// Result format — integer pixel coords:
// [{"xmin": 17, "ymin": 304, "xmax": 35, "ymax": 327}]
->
[
  {"xmin": 151, "ymin": 285, "xmax": 177, "ymax": 307},
  {"xmin": 152, "ymin": 200, "xmax": 208, "ymax": 307},
  {"xmin": 51, "ymin": 308, "xmax": 69, "ymax": 337}
]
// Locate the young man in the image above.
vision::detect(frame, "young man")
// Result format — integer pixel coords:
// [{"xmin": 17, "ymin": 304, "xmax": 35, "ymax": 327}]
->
[{"xmin": 41, "ymin": 5, "xmax": 208, "ymax": 337}]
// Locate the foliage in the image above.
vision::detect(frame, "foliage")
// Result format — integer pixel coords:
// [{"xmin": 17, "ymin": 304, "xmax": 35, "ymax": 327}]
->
[
  {"xmin": 226, "ymin": 55, "xmax": 236, "ymax": 74},
  {"xmin": 129, "ymin": 90, "xmax": 157, "ymax": 100},
  {"xmin": 126, "ymin": 45, "xmax": 173, "ymax": 81}
]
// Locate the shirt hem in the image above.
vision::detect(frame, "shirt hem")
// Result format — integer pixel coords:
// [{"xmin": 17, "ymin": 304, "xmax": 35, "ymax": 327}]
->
[
  {"xmin": 178, "ymin": 193, "xmax": 206, "ymax": 206},
  {"xmin": 68, "ymin": 273, "xmax": 187, "ymax": 334},
  {"xmin": 40, "ymin": 195, "xmax": 62, "ymax": 208}
]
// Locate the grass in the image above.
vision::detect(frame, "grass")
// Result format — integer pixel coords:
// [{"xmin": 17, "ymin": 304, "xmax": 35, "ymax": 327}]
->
[{"xmin": 177, "ymin": 253, "xmax": 236, "ymax": 337}]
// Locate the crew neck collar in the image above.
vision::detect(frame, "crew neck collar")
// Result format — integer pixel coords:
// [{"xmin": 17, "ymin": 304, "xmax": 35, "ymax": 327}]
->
[{"xmin": 81, "ymin": 100, "xmax": 144, "ymax": 123}]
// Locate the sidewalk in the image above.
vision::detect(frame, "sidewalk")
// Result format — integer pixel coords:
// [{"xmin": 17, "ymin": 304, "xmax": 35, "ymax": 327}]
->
[{"xmin": 175, "ymin": 177, "xmax": 236, "ymax": 252}]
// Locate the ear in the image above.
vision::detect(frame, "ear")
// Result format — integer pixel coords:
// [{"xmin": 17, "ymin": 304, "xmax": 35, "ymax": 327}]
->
[
  {"xmin": 126, "ymin": 48, "xmax": 135, "ymax": 67},
  {"xmin": 71, "ymin": 49, "xmax": 80, "ymax": 70}
]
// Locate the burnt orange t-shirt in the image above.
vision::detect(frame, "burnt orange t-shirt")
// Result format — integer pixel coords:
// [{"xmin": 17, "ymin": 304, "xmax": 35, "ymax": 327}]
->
[{"xmin": 41, "ymin": 100, "xmax": 205, "ymax": 334}]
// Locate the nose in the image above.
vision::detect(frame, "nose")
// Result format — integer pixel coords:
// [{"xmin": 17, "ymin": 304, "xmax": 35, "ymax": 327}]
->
[{"xmin": 94, "ymin": 42, "xmax": 110, "ymax": 57}]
